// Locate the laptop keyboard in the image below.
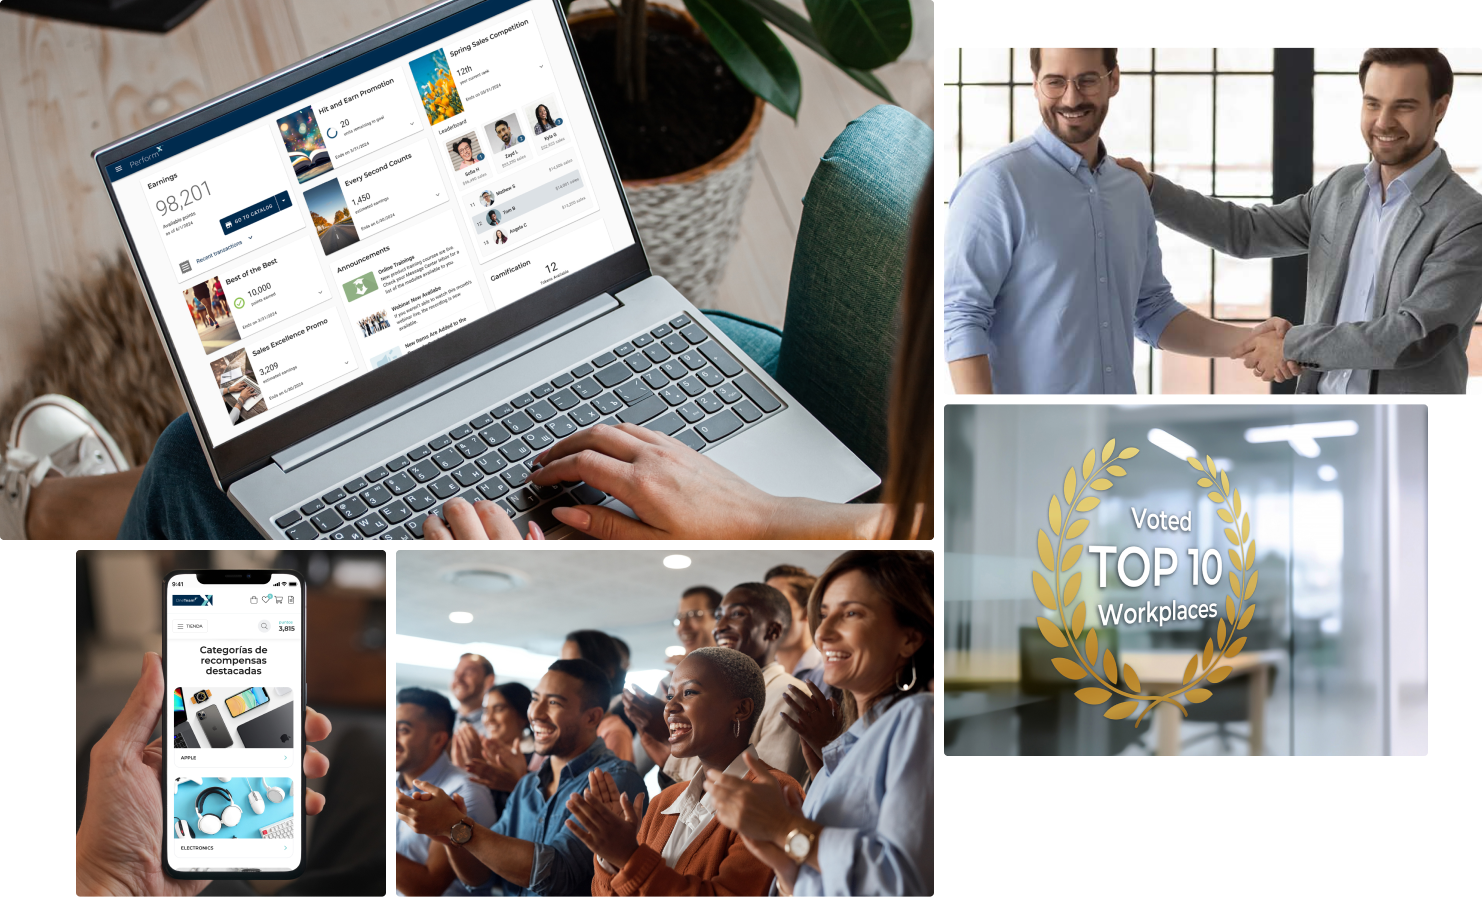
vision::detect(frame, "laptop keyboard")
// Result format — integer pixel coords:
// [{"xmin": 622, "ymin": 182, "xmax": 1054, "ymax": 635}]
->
[{"xmin": 269, "ymin": 314, "xmax": 783, "ymax": 539}]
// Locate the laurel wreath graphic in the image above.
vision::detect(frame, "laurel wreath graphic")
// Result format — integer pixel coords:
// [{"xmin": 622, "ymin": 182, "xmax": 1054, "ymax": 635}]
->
[{"xmin": 1034, "ymin": 439, "xmax": 1260, "ymax": 727}]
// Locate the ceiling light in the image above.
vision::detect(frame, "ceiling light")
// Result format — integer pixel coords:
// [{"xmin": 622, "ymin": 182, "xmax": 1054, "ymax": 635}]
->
[
  {"xmin": 1243, "ymin": 420, "xmax": 1358, "ymax": 458},
  {"xmin": 442, "ymin": 568, "xmax": 524, "ymax": 592},
  {"xmin": 448, "ymin": 611, "xmax": 473, "ymax": 624},
  {"xmin": 1148, "ymin": 428, "xmax": 1198, "ymax": 461},
  {"xmin": 1318, "ymin": 464, "xmax": 1338, "ymax": 482},
  {"xmin": 663, "ymin": 555, "xmax": 691, "ymax": 570}
]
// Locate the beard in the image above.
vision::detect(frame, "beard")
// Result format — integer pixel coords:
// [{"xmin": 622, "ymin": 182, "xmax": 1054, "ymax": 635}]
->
[
  {"xmin": 1367, "ymin": 129, "xmax": 1430, "ymax": 167},
  {"xmin": 1041, "ymin": 101, "xmax": 1109, "ymax": 148}
]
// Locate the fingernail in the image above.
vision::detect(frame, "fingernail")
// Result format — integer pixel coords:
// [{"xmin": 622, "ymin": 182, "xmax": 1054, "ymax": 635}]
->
[
  {"xmin": 529, "ymin": 521, "xmax": 546, "ymax": 540},
  {"xmin": 552, "ymin": 506, "xmax": 589, "ymax": 530}
]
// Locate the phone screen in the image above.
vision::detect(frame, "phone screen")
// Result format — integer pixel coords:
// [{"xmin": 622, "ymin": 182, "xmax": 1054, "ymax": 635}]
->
[{"xmin": 163, "ymin": 572, "xmax": 303, "ymax": 875}]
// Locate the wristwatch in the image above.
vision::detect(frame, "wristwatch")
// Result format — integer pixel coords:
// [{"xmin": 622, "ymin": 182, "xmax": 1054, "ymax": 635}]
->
[
  {"xmin": 782, "ymin": 826, "xmax": 816, "ymax": 863},
  {"xmin": 449, "ymin": 818, "xmax": 473, "ymax": 846}
]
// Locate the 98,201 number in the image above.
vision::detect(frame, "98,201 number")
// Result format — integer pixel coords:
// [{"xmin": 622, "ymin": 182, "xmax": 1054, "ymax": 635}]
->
[{"xmin": 156, "ymin": 180, "xmax": 210, "ymax": 216}]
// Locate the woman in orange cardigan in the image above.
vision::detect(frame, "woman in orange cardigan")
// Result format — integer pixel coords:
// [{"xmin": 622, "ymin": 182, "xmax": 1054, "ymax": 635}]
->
[{"xmin": 566, "ymin": 647, "xmax": 803, "ymax": 896}]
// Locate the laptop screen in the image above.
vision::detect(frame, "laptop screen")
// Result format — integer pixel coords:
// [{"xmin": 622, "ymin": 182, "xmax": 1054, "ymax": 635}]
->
[{"xmin": 101, "ymin": 0, "xmax": 635, "ymax": 454}]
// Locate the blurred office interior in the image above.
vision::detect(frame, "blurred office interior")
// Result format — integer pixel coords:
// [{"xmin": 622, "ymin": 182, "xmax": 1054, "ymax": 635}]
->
[{"xmin": 945, "ymin": 405, "xmax": 1426, "ymax": 756}]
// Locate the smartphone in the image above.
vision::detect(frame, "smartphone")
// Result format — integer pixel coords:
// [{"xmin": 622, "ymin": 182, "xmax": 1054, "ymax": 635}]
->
[
  {"xmin": 162, "ymin": 570, "xmax": 305, "ymax": 879},
  {"xmin": 195, "ymin": 704, "xmax": 234, "ymax": 748},
  {"xmin": 225, "ymin": 687, "xmax": 270, "ymax": 718}
]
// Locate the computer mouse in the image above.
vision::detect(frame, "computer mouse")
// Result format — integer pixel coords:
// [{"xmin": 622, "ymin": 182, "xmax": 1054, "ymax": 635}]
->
[{"xmin": 248, "ymin": 788, "xmax": 265, "ymax": 814}]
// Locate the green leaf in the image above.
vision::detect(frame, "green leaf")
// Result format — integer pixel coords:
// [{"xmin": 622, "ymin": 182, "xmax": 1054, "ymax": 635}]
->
[
  {"xmin": 686, "ymin": 0, "xmax": 802, "ymax": 118},
  {"xmin": 802, "ymin": 0, "xmax": 911, "ymax": 71},
  {"xmin": 737, "ymin": 0, "xmax": 896, "ymax": 101}
]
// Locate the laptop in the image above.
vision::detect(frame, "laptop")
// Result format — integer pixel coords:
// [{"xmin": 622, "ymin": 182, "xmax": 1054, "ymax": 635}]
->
[
  {"xmin": 94, "ymin": 0, "xmax": 878, "ymax": 540},
  {"xmin": 236, "ymin": 701, "xmax": 296, "ymax": 749}
]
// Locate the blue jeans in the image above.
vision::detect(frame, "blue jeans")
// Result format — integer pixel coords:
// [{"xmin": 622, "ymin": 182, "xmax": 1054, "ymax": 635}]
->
[{"xmin": 118, "ymin": 414, "xmax": 262, "ymax": 539}]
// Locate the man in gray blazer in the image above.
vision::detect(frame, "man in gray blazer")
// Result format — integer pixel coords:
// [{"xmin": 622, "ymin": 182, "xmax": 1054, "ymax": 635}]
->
[{"xmin": 1119, "ymin": 48, "xmax": 1482, "ymax": 394}]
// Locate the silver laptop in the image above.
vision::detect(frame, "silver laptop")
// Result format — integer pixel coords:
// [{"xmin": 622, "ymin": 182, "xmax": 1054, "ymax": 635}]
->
[{"xmin": 94, "ymin": 0, "xmax": 877, "ymax": 539}]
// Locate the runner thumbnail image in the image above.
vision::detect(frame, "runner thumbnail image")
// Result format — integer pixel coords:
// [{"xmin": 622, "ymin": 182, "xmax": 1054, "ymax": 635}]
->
[
  {"xmin": 485, "ymin": 114, "xmax": 524, "ymax": 152},
  {"xmin": 277, "ymin": 106, "xmax": 333, "ymax": 184},
  {"xmin": 304, "ymin": 178, "xmax": 360, "ymax": 256},
  {"xmin": 446, "ymin": 132, "xmax": 484, "ymax": 171},
  {"xmin": 526, "ymin": 97, "xmax": 562, "ymax": 135},
  {"xmin": 409, "ymin": 48, "xmax": 463, "ymax": 126},
  {"xmin": 209, "ymin": 347, "xmax": 267, "ymax": 425},
  {"xmin": 181, "ymin": 276, "xmax": 240, "ymax": 352}
]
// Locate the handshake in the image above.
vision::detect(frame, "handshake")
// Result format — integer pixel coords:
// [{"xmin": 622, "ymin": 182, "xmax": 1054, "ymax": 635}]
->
[{"xmin": 1235, "ymin": 318, "xmax": 1301, "ymax": 383}]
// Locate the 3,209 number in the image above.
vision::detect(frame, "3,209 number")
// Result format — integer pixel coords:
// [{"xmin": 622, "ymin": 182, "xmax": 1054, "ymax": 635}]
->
[{"xmin": 155, "ymin": 180, "xmax": 210, "ymax": 216}]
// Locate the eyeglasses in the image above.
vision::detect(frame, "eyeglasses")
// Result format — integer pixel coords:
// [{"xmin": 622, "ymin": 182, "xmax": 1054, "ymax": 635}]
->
[
  {"xmin": 1038, "ymin": 72, "xmax": 1109, "ymax": 99},
  {"xmin": 673, "ymin": 609, "xmax": 709, "ymax": 626}
]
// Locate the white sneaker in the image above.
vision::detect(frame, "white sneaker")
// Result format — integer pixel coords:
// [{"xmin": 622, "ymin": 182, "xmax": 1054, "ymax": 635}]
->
[{"xmin": 2, "ymin": 395, "xmax": 129, "ymax": 539}]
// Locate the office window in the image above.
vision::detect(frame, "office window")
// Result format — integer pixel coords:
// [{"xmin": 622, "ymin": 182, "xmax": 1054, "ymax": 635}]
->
[{"xmin": 1312, "ymin": 48, "xmax": 1482, "ymax": 380}]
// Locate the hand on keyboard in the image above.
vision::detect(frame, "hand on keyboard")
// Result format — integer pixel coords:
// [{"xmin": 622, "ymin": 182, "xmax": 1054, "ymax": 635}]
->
[
  {"xmin": 421, "ymin": 495, "xmax": 545, "ymax": 541},
  {"xmin": 525, "ymin": 422, "xmax": 783, "ymax": 539}
]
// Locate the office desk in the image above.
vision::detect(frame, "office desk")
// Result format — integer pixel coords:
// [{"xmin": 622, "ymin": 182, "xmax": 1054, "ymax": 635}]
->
[{"xmin": 1122, "ymin": 650, "xmax": 1283, "ymax": 756}]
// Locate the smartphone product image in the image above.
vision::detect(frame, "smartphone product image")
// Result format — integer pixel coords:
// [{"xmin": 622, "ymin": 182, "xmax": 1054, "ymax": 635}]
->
[
  {"xmin": 162, "ymin": 570, "xmax": 305, "ymax": 879},
  {"xmin": 195, "ymin": 704, "xmax": 234, "ymax": 748},
  {"xmin": 225, "ymin": 686, "xmax": 270, "ymax": 718}
]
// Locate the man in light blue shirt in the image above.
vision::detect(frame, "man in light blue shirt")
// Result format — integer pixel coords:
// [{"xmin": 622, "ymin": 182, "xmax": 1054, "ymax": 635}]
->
[
  {"xmin": 395, "ymin": 687, "xmax": 499, "ymax": 896},
  {"xmin": 945, "ymin": 48, "xmax": 1279, "ymax": 394}
]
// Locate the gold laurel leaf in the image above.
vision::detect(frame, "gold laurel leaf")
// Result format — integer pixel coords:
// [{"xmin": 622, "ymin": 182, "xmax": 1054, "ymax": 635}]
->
[
  {"xmin": 1217, "ymin": 508, "xmax": 1233, "ymax": 523},
  {"xmin": 1048, "ymin": 496, "xmax": 1062, "ymax": 536},
  {"xmin": 1063, "ymin": 572, "xmax": 1082, "ymax": 607},
  {"xmin": 1238, "ymin": 604, "xmax": 1256, "ymax": 630},
  {"xmin": 1062, "ymin": 544, "xmax": 1084, "ymax": 571},
  {"xmin": 1245, "ymin": 540, "xmax": 1256, "ymax": 571},
  {"xmin": 1187, "ymin": 457, "xmax": 1205, "ymax": 472},
  {"xmin": 1052, "ymin": 657, "xmax": 1088, "ymax": 680},
  {"xmin": 1227, "ymin": 636, "xmax": 1247, "ymax": 658},
  {"xmin": 1102, "ymin": 649, "xmax": 1118, "ymax": 684},
  {"xmin": 1107, "ymin": 466, "xmax": 1126, "ymax": 477},
  {"xmin": 1245, "ymin": 570, "xmax": 1259, "ymax": 600},
  {"xmin": 1037, "ymin": 530, "xmax": 1055, "ymax": 571},
  {"xmin": 1220, "ymin": 470, "xmax": 1229, "ymax": 494},
  {"xmin": 1226, "ymin": 596, "xmax": 1236, "ymax": 623},
  {"xmin": 1241, "ymin": 514, "xmax": 1250, "ymax": 542},
  {"xmin": 1118, "ymin": 447, "xmax": 1140, "ymax": 459},
  {"xmin": 1066, "ymin": 518, "xmax": 1090, "ymax": 539},
  {"xmin": 1104, "ymin": 701, "xmax": 1139, "ymax": 720},
  {"xmin": 1063, "ymin": 469, "xmax": 1075, "ymax": 505},
  {"xmin": 1090, "ymin": 478, "xmax": 1113, "ymax": 491},
  {"xmin": 1198, "ymin": 478, "xmax": 1213, "ymax": 488},
  {"xmin": 1208, "ymin": 666, "xmax": 1233, "ymax": 683},
  {"xmin": 1082, "ymin": 450, "xmax": 1095, "ymax": 480},
  {"xmin": 1218, "ymin": 618, "xmax": 1227, "ymax": 648},
  {"xmin": 1229, "ymin": 571, "xmax": 1241, "ymax": 597},
  {"xmin": 1038, "ymin": 617, "xmax": 1068, "ymax": 648},
  {"xmin": 1232, "ymin": 487, "xmax": 1242, "ymax": 518},
  {"xmin": 1202, "ymin": 639, "xmax": 1214, "ymax": 669},
  {"xmin": 1224, "ymin": 527, "xmax": 1239, "ymax": 545},
  {"xmin": 1086, "ymin": 628, "xmax": 1099, "ymax": 661},
  {"xmin": 1076, "ymin": 496, "xmax": 1100, "ymax": 512},
  {"xmin": 1102, "ymin": 438, "xmax": 1116, "ymax": 463},
  {"xmin": 1031, "ymin": 571, "xmax": 1057, "ymax": 610},
  {"xmin": 1208, "ymin": 491, "xmax": 1226, "ymax": 504},
  {"xmin": 1227, "ymin": 548, "xmax": 1242, "ymax": 572},
  {"xmin": 1124, "ymin": 663, "xmax": 1142, "ymax": 692},
  {"xmin": 1186, "ymin": 689, "xmax": 1213, "ymax": 704},
  {"xmin": 1076, "ymin": 687, "xmax": 1112, "ymax": 705},
  {"xmin": 1182, "ymin": 654, "xmax": 1198, "ymax": 685},
  {"xmin": 1071, "ymin": 602, "xmax": 1086, "ymax": 639},
  {"xmin": 1205, "ymin": 455, "xmax": 1216, "ymax": 478}
]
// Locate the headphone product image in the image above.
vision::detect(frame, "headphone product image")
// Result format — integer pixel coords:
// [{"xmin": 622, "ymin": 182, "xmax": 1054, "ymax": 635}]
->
[
  {"xmin": 195, "ymin": 786, "xmax": 242, "ymax": 835},
  {"xmin": 262, "ymin": 777, "xmax": 286, "ymax": 803}
]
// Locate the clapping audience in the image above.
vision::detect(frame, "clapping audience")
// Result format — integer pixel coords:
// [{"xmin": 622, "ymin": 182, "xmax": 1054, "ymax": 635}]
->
[{"xmin": 398, "ymin": 552, "xmax": 932, "ymax": 897}]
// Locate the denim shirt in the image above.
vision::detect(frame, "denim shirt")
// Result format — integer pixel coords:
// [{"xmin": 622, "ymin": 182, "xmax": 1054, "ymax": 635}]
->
[
  {"xmin": 792, "ymin": 692, "xmax": 932, "ymax": 896},
  {"xmin": 493, "ymin": 738, "xmax": 645, "ymax": 896}
]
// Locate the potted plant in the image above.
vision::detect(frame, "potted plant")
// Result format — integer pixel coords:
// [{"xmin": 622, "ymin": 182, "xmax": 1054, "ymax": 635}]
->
[{"xmin": 563, "ymin": 0, "xmax": 912, "ymax": 305}]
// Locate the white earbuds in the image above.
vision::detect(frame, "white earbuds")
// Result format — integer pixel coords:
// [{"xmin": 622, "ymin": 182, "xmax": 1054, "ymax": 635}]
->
[
  {"xmin": 263, "ymin": 777, "xmax": 286, "ymax": 803},
  {"xmin": 195, "ymin": 787, "xmax": 242, "ymax": 835}
]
